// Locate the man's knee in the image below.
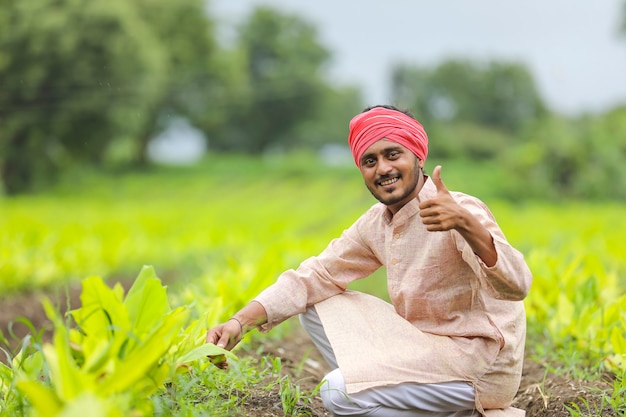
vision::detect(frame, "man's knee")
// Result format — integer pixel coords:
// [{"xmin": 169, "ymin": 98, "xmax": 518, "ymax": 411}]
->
[{"xmin": 320, "ymin": 368, "xmax": 366, "ymax": 416}]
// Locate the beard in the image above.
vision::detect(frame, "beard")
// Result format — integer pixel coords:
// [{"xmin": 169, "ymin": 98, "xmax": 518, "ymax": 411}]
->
[{"xmin": 366, "ymin": 160, "xmax": 422, "ymax": 207}]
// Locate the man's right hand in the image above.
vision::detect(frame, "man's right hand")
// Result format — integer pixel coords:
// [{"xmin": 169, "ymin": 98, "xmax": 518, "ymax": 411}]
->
[
  {"xmin": 205, "ymin": 319, "xmax": 243, "ymax": 369},
  {"xmin": 205, "ymin": 301, "xmax": 269, "ymax": 369},
  {"xmin": 206, "ymin": 318, "xmax": 243, "ymax": 350}
]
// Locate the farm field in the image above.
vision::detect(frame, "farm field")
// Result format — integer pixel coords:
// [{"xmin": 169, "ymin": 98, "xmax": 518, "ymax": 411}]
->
[{"xmin": 1, "ymin": 154, "xmax": 625, "ymax": 416}]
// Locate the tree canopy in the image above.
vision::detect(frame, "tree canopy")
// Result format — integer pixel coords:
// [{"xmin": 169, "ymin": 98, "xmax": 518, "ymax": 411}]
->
[
  {"xmin": 0, "ymin": 2, "xmax": 359, "ymax": 193},
  {"xmin": 0, "ymin": 0, "xmax": 167, "ymax": 193},
  {"xmin": 209, "ymin": 7, "xmax": 333, "ymax": 153},
  {"xmin": 391, "ymin": 59, "xmax": 547, "ymax": 133},
  {"xmin": 0, "ymin": 2, "xmax": 625, "ymax": 201}
]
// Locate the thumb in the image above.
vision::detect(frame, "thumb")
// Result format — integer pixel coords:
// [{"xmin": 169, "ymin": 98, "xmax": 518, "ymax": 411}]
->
[{"xmin": 432, "ymin": 165, "xmax": 449, "ymax": 194}]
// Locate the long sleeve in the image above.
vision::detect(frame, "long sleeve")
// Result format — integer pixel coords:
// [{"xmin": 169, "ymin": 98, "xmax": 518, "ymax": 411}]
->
[
  {"xmin": 254, "ymin": 209, "xmax": 383, "ymax": 331},
  {"xmin": 451, "ymin": 194, "xmax": 532, "ymax": 301}
]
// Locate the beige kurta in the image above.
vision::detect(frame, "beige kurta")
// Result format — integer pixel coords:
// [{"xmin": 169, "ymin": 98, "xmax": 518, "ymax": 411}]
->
[{"xmin": 255, "ymin": 178, "xmax": 532, "ymax": 415}]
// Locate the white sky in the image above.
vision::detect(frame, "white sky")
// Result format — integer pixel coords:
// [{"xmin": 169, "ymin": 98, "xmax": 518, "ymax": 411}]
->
[{"xmin": 210, "ymin": 0, "xmax": 626, "ymax": 116}]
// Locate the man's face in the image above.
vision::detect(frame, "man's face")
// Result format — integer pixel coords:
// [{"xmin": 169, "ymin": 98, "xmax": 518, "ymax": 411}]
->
[{"xmin": 359, "ymin": 139, "xmax": 424, "ymax": 214}]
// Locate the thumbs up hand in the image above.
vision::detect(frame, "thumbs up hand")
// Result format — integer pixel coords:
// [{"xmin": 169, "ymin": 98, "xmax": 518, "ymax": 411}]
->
[
  {"xmin": 419, "ymin": 165, "xmax": 499, "ymax": 266},
  {"xmin": 419, "ymin": 165, "xmax": 466, "ymax": 232},
  {"xmin": 431, "ymin": 165, "xmax": 450, "ymax": 195}
]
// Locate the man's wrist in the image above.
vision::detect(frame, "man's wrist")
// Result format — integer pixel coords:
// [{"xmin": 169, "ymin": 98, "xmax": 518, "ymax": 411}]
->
[{"xmin": 228, "ymin": 317, "xmax": 244, "ymax": 333}]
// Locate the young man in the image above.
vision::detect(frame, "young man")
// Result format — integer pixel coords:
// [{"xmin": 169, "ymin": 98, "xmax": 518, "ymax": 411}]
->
[{"xmin": 206, "ymin": 105, "xmax": 532, "ymax": 417}]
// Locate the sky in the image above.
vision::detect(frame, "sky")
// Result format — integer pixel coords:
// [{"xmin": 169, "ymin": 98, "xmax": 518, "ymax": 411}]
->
[{"xmin": 210, "ymin": 0, "xmax": 626, "ymax": 116}]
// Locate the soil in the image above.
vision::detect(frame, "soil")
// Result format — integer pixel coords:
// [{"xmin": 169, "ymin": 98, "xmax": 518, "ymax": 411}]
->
[{"xmin": 0, "ymin": 288, "xmax": 619, "ymax": 417}]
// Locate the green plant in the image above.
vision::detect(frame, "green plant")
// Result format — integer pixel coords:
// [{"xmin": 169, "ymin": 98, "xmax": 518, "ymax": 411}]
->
[
  {"xmin": 8, "ymin": 266, "xmax": 232, "ymax": 417},
  {"xmin": 0, "ymin": 329, "xmax": 45, "ymax": 416},
  {"xmin": 564, "ymin": 393, "xmax": 610, "ymax": 417},
  {"xmin": 603, "ymin": 370, "xmax": 626, "ymax": 414},
  {"xmin": 279, "ymin": 375, "xmax": 319, "ymax": 417}
]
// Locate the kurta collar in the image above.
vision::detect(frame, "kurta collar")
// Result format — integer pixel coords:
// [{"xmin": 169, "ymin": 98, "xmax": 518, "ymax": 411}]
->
[{"xmin": 382, "ymin": 176, "xmax": 438, "ymax": 225}]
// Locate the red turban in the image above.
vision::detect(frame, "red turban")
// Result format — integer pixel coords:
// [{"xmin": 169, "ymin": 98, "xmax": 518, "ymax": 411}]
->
[{"xmin": 348, "ymin": 107, "xmax": 428, "ymax": 167}]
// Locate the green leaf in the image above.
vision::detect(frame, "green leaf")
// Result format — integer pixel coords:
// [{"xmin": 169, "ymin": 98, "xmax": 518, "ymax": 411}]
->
[
  {"xmin": 124, "ymin": 265, "xmax": 171, "ymax": 338},
  {"xmin": 42, "ymin": 299, "xmax": 93, "ymax": 400},
  {"xmin": 98, "ymin": 307, "xmax": 188, "ymax": 395},
  {"xmin": 176, "ymin": 343, "xmax": 236, "ymax": 365},
  {"xmin": 56, "ymin": 392, "xmax": 124, "ymax": 417},
  {"xmin": 81, "ymin": 339, "xmax": 114, "ymax": 374},
  {"xmin": 16, "ymin": 380, "xmax": 63, "ymax": 417},
  {"xmin": 0, "ymin": 362, "xmax": 14, "ymax": 397},
  {"xmin": 70, "ymin": 276, "xmax": 131, "ymax": 361},
  {"xmin": 610, "ymin": 326, "xmax": 626, "ymax": 355}
]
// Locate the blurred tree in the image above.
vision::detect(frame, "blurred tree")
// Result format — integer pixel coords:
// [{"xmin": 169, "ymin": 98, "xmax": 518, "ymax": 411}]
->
[
  {"xmin": 211, "ymin": 7, "xmax": 332, "ymax": 153},
  {"xmin": 423, "ymin": 121, "xmax": 517, "ymax": 160},
  {"xmin": 577, "ymin": 106, "xmax": 626, "ymax": 199},
  {"xmin": 390, "ymin": 59, "xmax": 547, "ymax": 134},
  {"xmin": 0, "ymin": 0, "xmax": 166, "ymax": 194},
  {"xmin": 503, "ymin": 106, "xmax": 626, "ymax": 200},
  {"xmin": 514, "ymin": 115, "xmax": 584, "ymax": 197},
  {"xmin": 128, "ymin": 0, "xmax": 222, "ymax": 165},
  {"xmin": 292, "ymin": 85, "xmax": 363, "ymax": 149}
]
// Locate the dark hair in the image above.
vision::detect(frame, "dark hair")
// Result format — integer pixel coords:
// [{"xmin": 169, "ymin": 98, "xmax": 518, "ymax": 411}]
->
[{"xmin": 362, "ymin": 104, "xmax": 415, "ymax": 119}]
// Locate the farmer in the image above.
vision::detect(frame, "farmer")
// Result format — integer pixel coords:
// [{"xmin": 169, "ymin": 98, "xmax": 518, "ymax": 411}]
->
[{"xmin": 206, "ymin": 105, "xmax": 532, "ymax": 417}]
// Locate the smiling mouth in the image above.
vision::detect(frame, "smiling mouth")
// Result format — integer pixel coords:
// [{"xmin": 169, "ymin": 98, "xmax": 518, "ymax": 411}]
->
[{"xmin": 379, "ymin": 177, "xmax": 399, "ymax": 186}]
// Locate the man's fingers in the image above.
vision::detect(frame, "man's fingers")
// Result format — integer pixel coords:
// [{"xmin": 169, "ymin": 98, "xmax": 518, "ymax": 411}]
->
[
  {"xmin": 206, "ymin": 319, "xmax": 242, "ymax": 348},
  {"xmin": 205, "ymin": 330, "xmax": 218, "ymax": 345},
  {"xmin": 216, "ymin": 333, "xmax": 231, "ymax": 349},
  {"xmin": 431, "ymin": 165, "xmax": 449, "ymax": 194}
]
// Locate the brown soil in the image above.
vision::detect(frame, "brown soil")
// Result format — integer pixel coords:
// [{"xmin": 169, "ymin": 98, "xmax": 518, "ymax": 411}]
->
[{"xmin": 0, "ymin": 288, "xmax": 619, "ymax": 417}]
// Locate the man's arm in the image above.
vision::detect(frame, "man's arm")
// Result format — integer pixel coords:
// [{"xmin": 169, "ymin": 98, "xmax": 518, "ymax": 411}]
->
[{"xmin": 418, "ymin": 165, "xmax": 497, "ymax": 267}]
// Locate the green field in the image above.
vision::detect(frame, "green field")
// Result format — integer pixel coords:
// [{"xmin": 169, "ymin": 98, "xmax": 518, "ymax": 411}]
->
[{"xmin": 1, "ymin": 154, "xmax": 625, "ymax": 416}]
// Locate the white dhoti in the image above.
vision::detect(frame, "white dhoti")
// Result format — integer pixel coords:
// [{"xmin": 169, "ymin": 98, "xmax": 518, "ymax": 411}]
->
[{"xmin": 300, "ymin": 291, "xmax": 525, "ymax": 417}]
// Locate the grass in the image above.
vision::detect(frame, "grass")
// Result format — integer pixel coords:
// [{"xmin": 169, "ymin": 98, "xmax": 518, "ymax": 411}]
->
[{"xmin": 150, "ymin": 352, "xmax": 321, "ymax": 417}]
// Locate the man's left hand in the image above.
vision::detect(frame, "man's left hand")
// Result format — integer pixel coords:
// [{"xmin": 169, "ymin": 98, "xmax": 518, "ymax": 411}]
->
[{"xmin": 418, "ymin": 165, "xmax": 468, "ymax": 232}]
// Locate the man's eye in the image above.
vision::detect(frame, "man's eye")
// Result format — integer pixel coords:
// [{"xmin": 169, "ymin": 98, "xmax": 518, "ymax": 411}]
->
[{"xmin": 363, "ymin": 158, "xmax": 375, "ymax": 166}]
